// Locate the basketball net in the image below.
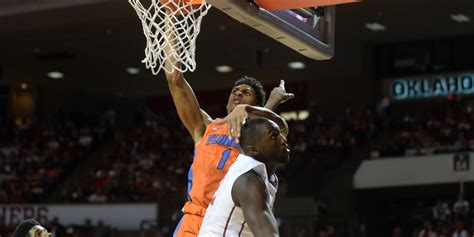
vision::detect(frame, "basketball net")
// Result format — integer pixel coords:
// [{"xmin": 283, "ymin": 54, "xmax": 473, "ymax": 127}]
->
[{"xmin": 129, "ymin": 0, "xmax": 211, "ymax": 74}]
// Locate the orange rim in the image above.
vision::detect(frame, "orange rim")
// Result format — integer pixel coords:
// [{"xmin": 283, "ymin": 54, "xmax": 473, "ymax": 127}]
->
[{"xmin": 184, "ymin": 0, "xmax": 203, "ymax": 4}]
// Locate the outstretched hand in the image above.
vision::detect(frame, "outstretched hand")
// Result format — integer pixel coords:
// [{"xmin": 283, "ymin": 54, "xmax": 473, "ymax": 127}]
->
[
  {"xmin": 270, "ymin": 80, "xmax": 295, "ymax": 104},
  {"xmin": 215, "ymin": 104, "xmax": 248, "ymax": 141}
]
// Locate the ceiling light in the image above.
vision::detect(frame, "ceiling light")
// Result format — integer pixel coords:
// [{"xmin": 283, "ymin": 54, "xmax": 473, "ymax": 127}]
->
[
  {"xmin": 451, "ymin": 14, "xmax": 470, "ymax": 23},
  {"xmin": 126, "ymin": 67, "xmax": 141, "ymax": 75},
  {"xmin": 298, "ymin": 110, "xmax": 309, "ymax": 120},
  {"xmin": 288, "ymin": 61, "xmax": 305, "ymax": 69},
  {"xmin": 21, "ymin": 83, "xmax": 28, "ymax": 90},
  {"xmin": 216, "ymin": 65, "xmax": 233, "ymax": 73},
  {"xmin": 280, "ymin": 111, "xmax": 298, "ymax": 121},
  {"xmin": 47, "ymin": 71, "xmax": 64, "ymax": 79},
  {"xmin": 365, "ymin": 22, "xmax": 386, "ymax": 31}
]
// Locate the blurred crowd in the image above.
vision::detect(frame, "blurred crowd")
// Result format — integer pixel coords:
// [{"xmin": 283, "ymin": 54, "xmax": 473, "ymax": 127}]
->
[
  {"xmin": 7, "ymin": 100, "xmax": 471, "ymax": 204},
  {"xmin": 61, "ymin": 108, "xmax": 192, "ymax": 203},
  {"xmin": 385, "ymin": 195, "xmax": 473, "ymax": 237},
  {"xmin": 59, "ymin": 102, "xmax": 381, "ymax": 203},
  {"xmin": 0, "ymin": 109, "xmax": 109, "ymax": 203},
  {"xmin": 3, "ymin": 97, "xmax": 474, "ymax": 237},
  {"xmin": 370, "ymin": 100, "xmax": 474, "ymax": 158}
]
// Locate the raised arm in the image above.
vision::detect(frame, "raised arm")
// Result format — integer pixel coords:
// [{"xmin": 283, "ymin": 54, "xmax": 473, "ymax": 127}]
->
[
  {"xmin": 164, "ymin": 71, "xmax": 211, "ymax": 143},
  {"xmin": 264, "ymin": 80, "xmax": 295, "ymax": 111},
  {"xmin": 232, "ymin": 172, "xmax": 279, "ymax": 237},
  {"xmin": 217, "ymin": 105, "xmax": 288, "ymax": 139},
  {"xmin": 163, "ymin": 16, "xmax": 211, "ymax": 144},
  {"xmin": 246, "ymin": 106, "xmax": 288, "ymax": 136}
]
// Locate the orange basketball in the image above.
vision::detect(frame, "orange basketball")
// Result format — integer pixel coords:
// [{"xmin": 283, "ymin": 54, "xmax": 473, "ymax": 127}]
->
[{"xmin": 160, "ymin": 0, "xmax": 202, "ymax": 15}]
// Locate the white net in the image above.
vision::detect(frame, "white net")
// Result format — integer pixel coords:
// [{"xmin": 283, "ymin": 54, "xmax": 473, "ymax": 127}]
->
[{"xmin": 129, "ymin": 0, "xmax": 211, "ymax": 75}]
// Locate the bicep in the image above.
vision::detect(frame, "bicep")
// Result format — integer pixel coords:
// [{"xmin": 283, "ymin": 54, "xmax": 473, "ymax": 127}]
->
[{"xmin": 233, "ymin": 173, "xmax": 279, "ymax": 237}]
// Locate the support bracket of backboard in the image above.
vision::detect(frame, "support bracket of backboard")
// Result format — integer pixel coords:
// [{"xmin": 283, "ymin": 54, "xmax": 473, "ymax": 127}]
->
[{"xmin": 208, "ymin": 0, "xmax": 336, "ymax": 60}]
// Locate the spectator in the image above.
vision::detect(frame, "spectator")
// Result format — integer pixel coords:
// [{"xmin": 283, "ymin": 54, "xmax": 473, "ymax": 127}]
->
[
  {"xmin": 453, "ymin": 195, "xmax": 469, "ymax": 220},
  {"xmin": 433, "ymin": 200, "xmax": 451, "ymax": 224},
  {"xmin": 438, "ymin": 225, "xmax": 450, "ymax": 237},
  {"xmin": 418, "ymin": 221, "xmax": 437, "ymax": 237},
  {"xmin": 452, "ymin": 220, "xmax": 469, "ymax": 237}
]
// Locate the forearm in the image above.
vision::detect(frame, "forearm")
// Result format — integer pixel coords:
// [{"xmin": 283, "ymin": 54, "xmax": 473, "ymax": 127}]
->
[
  {"xmin": 246, "ymin": 106, "xmax": 288, "ymax": 137},
  {"xmin": 264, "ymin": 98, "xmax": 280, "ymax": 112},
  {"xmin": 165, "ymin": 74, "xmax": 206, "ymax": 142}
]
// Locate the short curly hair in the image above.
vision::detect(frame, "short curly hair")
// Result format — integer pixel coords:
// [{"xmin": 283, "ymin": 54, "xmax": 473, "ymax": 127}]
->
[
  {"xmin": 12, "ymin": 219, "xmax": 40, "ymax": 237},
  {"xmin": 233, "ymin": 76, "xmax": 266, "ymax": 107}
]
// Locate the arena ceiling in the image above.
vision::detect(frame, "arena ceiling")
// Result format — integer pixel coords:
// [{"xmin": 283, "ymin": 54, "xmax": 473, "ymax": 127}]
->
[{"xmin": 0, "ymin": 0, "xmax": 473, "ymax": 96}]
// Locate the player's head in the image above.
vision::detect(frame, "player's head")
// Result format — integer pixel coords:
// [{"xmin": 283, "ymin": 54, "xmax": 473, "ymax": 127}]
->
[
  {"xmin": 226, "ymin": 76, "xmax": 266, "ymax": 114},
  {"xmin": 240, "ymin": 118, "xmax": 290, "ymax": 166},
  {"xmin": 12, "ymin": 219, "xmax": 51, "ymax": 237}
]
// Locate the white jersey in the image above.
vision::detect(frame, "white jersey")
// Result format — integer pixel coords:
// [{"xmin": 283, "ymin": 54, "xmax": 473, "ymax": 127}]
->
[{"xmin": 198, "ymin": 154, "xmax": 278, "ymax": 237}]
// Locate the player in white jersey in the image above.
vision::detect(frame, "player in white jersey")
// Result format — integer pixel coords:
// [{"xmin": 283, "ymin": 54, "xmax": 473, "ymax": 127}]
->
[{"xmin": 199, "ymin": 118, "xmax": 290, "ymax": 237}]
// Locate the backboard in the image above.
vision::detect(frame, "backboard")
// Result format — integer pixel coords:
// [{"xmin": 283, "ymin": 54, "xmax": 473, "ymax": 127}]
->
[{"xmin": 208, "ymin": 0, "xmax": 341, "ymax": 60}]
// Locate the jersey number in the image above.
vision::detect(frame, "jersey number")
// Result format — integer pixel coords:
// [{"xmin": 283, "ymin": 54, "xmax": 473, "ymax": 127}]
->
[{"xmin": 217, "ymin": 149, "xmax": 231, "ymax": 170}]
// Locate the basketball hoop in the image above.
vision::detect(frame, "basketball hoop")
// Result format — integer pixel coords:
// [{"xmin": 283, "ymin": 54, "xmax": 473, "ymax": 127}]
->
[{"xmin": 129, "ymin": 0, "xmax": 211, "ymax": 74}]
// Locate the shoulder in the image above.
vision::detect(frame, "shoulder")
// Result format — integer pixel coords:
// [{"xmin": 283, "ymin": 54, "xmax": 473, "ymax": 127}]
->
[
  {"xmin": 237, "ymin": 171, "xmax": 264, "ymax": 186},
  {"xmin": 232, "ymin": 171, "xmax": 266, "ymax": 206}
]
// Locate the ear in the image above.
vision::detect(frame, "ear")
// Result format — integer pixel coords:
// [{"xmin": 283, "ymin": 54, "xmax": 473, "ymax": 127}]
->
[{"xmin": 248, "ymin": 145, "xmax": 262, "ymax": 157}]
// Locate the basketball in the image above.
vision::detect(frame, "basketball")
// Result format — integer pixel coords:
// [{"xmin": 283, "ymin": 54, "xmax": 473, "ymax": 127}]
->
[{"xmin": 160, "ymin": 0, "xmax": 201, "ymax": 15}]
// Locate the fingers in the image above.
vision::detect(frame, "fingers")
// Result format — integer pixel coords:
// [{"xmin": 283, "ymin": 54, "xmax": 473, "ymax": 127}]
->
[
  {"xmin": 279, "ymin": 80, "xmax": 285, "ymax": 88},
  {"xmin": 235, "ymin": 115, "xmax": 245, "ymax": 138},
  {"xmin": 234, "ymin": 121, "xmax": 240, "ymax": 140},
  {"xmin": 228, "ymin": 118, "xmax": 240, "ymax": 138},
  {"xmin": 226, "ymin": 116, "xmax": 246, "ymax": 142},
  {"xmin": 235, "ymin": 117, "xmax": 245, "ymax": 143},
  {"xmin": 220, "ymin": 105, "xmax": 248, "ymax": 140},
  {"xmin": 227, "ymin": 118, "xmax": 235, "ymax": 137},
  {"xmin": 280, "ymin": 93, "xmax": 295, "ymax": 103}
]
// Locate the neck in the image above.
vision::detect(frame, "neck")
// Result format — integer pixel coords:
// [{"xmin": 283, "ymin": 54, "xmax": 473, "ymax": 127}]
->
[
  {"xmin": 242, "ymin": 152, "xmax": 278, "ymax": 176},
  {"xmin": 266, "ymin": 163, "xmax": 280, "ymax": 177}
]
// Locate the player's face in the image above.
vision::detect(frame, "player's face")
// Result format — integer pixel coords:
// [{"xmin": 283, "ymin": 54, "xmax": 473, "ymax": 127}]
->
[
  {"xmin": 226, "ymin": 84, "xmax": 257, "ymax": 114},
  {"xmin": 259, "ymin": 121, "xmax": 290, "ymax": 165}
]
